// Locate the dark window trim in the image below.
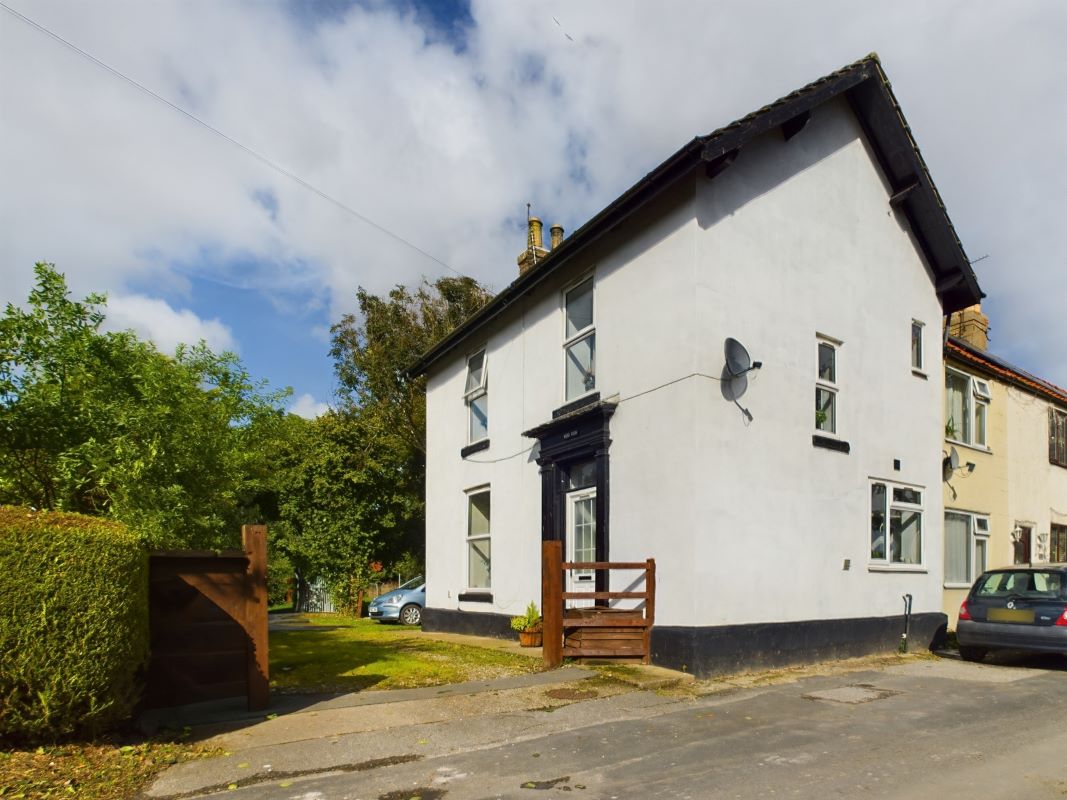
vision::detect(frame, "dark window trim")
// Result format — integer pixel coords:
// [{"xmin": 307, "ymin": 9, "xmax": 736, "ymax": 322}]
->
[
  {"xmin": 1050, "ymin": 407, "xmax": 1067, "ymax": 469},
  {"xmin": 552, "ymin": 392, "xmax": 600, "ymax": 420},
  {"xmin": 461, "ymin": 440, "xmax": 490, "ymax": 459},
  {"xmin": 813, "ymin": 434, "xmax": 850, "ymax": 454},
  {"xmin": 457, "ymin": 592, "xmax": 493, "ymax": 603}
]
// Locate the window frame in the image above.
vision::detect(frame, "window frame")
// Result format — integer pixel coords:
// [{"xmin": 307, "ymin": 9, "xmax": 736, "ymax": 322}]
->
[
  {"xmin": 1050, "ymin": 407, "xmax": 1067, "ymax": 469},
  {"xmin": 944, "ymin": 367, "xmax": 990, "ymax": 450},
  {"xmin": 869, "ymin": 478, "xmax": 926, "ymax": 570},
  {"xmin": 465, "ymin": 486, "xmax": 491, "ymax": 591},
  {"xmin": 911, "ymin": 320, "xmax": 925, "ymax": 373},
  {"xmin": 815, "ymin": 335, "xmax": 841, "ymax": 435},
  {"xmin": 562, "ymin": 275, "xmax": 597, "ymax": 403},
  {"xmin": 944, "ymin": 509, "xmax": 991, "ymax": 588},
  {"xmin": 464, "ymin": 347, "xmax": 489, "ymax": 445},
  {"xmin": 1051, "ymin": 523, "xmax": 1067, "ymax": 564}
]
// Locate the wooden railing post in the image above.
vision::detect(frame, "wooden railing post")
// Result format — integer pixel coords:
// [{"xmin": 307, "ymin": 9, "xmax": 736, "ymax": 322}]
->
[
  {"xmin": 242, "ymin": 524, "xmax": 270, "ymax": 711},
  {"xmin": 644, "ymin": 558, "xmax": 656, "ymax": 665},
  {"xmin": 542, "ymin": 540, "xmax": 563, "ymax": 668}
]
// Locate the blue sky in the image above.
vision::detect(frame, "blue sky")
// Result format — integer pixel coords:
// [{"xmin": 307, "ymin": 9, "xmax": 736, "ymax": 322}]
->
[{"xmin": 2, "ymin": 0, "xmax": 1066, "ymax": 416}]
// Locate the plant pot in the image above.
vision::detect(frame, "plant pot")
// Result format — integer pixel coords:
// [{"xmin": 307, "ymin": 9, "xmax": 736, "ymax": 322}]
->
[{"xmin": 518, "ymin": 629, "xmax": 543, "ymax": 647}]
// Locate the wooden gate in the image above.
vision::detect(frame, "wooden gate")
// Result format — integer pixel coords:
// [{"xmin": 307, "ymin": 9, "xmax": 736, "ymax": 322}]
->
[
  {"xmin": 146, "ymin": 525, "xmax": 269, "ymax": 710},
  {"xmin": 541, "ymin": 540, "xmax": 655, "ymax": 668}
]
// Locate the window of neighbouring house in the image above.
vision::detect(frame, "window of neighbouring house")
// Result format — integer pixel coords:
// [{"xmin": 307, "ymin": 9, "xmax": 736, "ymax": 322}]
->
[
  {"xmin": 1051, "ymin": 523, "xmax": 1067, "ymax": 563},
  {"xmin": 564, "ymin": 277, "xmax": 595, "ymax": 401},
  {"xmin": 870, "ymin": 481, "xmax": 923, "ymax": 566},
  {"xmin": 911, "ymin": 321, "xmax": 924, "ymax": 371},
  {"xmin": 466, "ymin": 489, "xmax": 491, "ymax": 589},
  {"xmin": 1050, "ymin": 407, "xmax": 1067, "ymax": 468},
  {"xmin": 944, "ymin": 510, "xmax": 990, "ymax": 585},
  {"xmin": 465, "ymin": 348, "xmax": 488, "ymax": 444},
  {"xmin": 945, "ymin": 368, "xmax": 989, "ymax": 448},
  {"xmin": 815, "ymin": 338, "xmax": 839, "ymax": 434}
]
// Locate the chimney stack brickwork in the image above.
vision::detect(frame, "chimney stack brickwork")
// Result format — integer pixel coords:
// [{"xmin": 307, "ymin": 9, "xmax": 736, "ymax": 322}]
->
[
  {"xmin": 517, "ymin": 215, "xmax": 563, "ymax": 276},
  {"xmin": 947, "ymin": 304, "xmax": 990, "ymax": 351}
]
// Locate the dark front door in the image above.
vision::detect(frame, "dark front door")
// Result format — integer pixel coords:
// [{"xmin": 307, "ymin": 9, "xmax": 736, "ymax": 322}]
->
[{"xmin": 524, "ymin": 401, "xmax": 614, "ymax": 595}]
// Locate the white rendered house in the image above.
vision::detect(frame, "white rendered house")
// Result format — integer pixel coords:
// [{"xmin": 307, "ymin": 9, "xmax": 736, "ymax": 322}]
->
[{"xmin": 411, "ymin": 55, "xmax": 984, "ymax": 675}]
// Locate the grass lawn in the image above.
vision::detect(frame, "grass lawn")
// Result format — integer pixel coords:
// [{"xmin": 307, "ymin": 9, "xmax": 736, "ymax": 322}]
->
[
  {"xmin": 270, "ymin": 613, "xmax": 542, "ymax": 694},
  {"xmin": 0, "ymin": 734, "xmax": 220, "ymax": 800}
]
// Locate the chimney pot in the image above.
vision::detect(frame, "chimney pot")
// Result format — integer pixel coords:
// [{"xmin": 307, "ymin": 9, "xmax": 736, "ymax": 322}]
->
[
  {"xmin": 550, "ymin": 223, "xmax": 564, "ymax": 250},
  {"xmin": 517, "ymin": 213, "xmax": 550, "ymax": 276}
]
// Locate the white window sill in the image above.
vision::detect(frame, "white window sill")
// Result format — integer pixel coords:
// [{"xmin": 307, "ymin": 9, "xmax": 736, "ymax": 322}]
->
[
  {"xmin": 943, "ymin": 582, "xmax": 972, "ymax": 590},
  {"xmin": 867, "ymin": 564, "xmax": 927, "ymax": 574},
  {"xmin": 944, "ymin": 438, "xmax": 992, "ymax": 455}
]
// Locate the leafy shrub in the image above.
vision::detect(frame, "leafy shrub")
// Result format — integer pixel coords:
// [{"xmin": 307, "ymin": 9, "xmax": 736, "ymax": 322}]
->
[
  {"xmin": 510, "ymin": 602, "xmax": 542, "ymax": 633},
  {"xmin": 0, "ymin": 507, "xmax": 149, "ymax": 741}
]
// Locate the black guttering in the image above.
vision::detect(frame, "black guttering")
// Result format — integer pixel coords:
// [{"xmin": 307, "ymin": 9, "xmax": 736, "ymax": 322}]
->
[{"xmin": 408, "ymin": 54, "xmax": 983, "ymax": 378}]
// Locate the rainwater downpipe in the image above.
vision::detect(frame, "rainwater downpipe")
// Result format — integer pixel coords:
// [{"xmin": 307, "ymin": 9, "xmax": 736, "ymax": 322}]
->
[{"xmin": 900, "ymin": 593, "xmax": 913, "ymax": 653}]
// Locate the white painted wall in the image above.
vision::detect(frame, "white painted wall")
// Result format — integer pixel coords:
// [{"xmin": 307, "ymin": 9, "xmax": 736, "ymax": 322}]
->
[
  {"xmin": 1005, "ymin": 386, "xmax": 1067, "ymax": 563},
  {"xmin": 425, "ymin": 97, "xmax": 946, "ymax": 627}
]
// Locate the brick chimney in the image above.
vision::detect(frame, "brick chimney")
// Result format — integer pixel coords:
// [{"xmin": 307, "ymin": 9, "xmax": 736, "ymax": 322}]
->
[
  {"xmin": 517, "ymin": 216, "xmax": 549, "ymax": 276},
  {"xmin": 947, "ymin": 304, "xmax": 990, "ymax": 351}
]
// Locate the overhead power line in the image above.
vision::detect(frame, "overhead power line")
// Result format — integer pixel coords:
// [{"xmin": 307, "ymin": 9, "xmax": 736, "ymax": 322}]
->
[{"xmin": 0, "ymin": 1, "xmax": 476, "ymax": 283}]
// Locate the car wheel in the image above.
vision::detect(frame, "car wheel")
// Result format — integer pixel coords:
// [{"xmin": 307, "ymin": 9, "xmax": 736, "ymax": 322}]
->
[
  {"xmin": 400, "ymin": 604, "xmax": 421, "ymax": 626},
  {"xmin": 959, "ymin": 646, "xmax": 986, "ymax": 662}
]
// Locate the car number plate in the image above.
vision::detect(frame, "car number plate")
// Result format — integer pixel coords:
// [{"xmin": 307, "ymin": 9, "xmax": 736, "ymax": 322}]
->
[{"xmin": 987, "ymin": 608, "xmax": 1035, "ymax": 624}]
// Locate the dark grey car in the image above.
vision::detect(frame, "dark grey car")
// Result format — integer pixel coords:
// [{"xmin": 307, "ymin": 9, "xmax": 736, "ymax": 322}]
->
[{"xmin": 956, "ymin": 564, "xmax": 1067, "ymax": 662}]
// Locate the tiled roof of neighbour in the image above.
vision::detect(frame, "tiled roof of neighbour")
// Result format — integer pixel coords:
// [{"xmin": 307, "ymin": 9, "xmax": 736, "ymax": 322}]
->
[
  {"xmin": 947, "ymin": 337, "xmax": 1067, "ymax": 406},
  {"xmin": 410, "ymin": 55, "xmax": 984, "ymax": 377}
]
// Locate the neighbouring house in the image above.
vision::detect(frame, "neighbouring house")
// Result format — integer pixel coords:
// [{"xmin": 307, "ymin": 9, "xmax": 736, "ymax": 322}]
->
[
  {"xmin": 411, "ymin": 54, "xmax": 983, "ymax": 676},
  {"xmin": 942, "ymin": 306, "xmax": 1067, "ymax": 627}
]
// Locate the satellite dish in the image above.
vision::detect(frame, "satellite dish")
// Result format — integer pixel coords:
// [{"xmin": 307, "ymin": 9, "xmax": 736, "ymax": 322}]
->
[
  {"xmin": 721, "ymin": 337, "xmax": 762, "ymax": 422},
  {"xmin": 725, "ymin": 338, "xmax": 762, "ymax": 377},
  {"xmin": 942, "ymin": 446, "xmax": 961, "ymax": 483}
]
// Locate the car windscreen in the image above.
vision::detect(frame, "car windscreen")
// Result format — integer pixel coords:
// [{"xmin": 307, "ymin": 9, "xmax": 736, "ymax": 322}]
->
[
  {"xmin": 974, "ymin": 571, "xmax": 1066, "ymax": 600},
  {"xmin": 398, "ymin": 576, "xmax": 424, "ymax": 590}
]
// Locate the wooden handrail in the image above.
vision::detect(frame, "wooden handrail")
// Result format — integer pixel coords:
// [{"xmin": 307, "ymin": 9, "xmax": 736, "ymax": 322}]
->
[{"xmin": 542, "ymin": 540, "xmax": 656, "ymax": 668}]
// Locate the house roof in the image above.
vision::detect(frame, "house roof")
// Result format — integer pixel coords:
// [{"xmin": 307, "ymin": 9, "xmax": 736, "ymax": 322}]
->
[
  {"xmin": 410, "ymin": 54, "xmax": 984, "ymax": 377},
  {"xmin": 946, "ymin": 337, "xmax": 1067, "ymax": 408}
]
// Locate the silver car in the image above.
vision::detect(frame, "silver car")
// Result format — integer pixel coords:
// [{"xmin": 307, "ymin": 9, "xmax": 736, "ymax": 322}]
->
[
  {"xmin": 956, "ymin": 565, "xmax": 1067, "ymax": 661},
  {"xmin": 368, "ymin": 576, "xmax": 425, "ymax": 625}
]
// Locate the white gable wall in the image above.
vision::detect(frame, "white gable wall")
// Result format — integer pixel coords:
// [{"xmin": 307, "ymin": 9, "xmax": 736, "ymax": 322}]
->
[{"xmin": 425, "ymin": 97, "xmax": 945, "ymax": 629}]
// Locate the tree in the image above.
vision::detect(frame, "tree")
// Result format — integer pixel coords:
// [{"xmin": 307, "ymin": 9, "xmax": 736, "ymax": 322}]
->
[
  {"xmin": 276, "ymin": 276, "xmax": 490, "ymax": 606},
  {"xmin": 0, "ymin": 263, "xmax": 289, "ymax": 548}
]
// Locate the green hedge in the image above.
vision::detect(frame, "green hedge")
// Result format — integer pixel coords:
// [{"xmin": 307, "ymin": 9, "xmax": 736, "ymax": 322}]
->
[{"xmin": 0, "ymin": 507, "xmax": 149, "ymax": 741}]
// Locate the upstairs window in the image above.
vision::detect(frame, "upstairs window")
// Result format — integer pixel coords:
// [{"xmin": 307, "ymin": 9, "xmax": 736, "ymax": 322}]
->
[
  {"xmin": 1050, "ymin": 407, "xmax": 1067, "ymax": 468},
  {"xmin": 564, "ymin": 278, "xmax": 595, "ymax": 401},
  {"xmin": 870, "ymin": 481, "xmax": 923, "ymax": 566},
  {"xmin": 815, "ymin": 338, "xmax": 838, "ymax": 434},
  {"xmin": 945, "ymin": 369, "xmax": 990, "ymax": 448},
  {"xmin": 464, "ymin": 349, "xmax": 488, "ymax": 444},
  {"xmin": 911, "ymin": 321, "xmax": 924, "ymax": 371},
  {"xmin": 1051, "ymin": 523, "xmax": 1067, "ymax": 563}
]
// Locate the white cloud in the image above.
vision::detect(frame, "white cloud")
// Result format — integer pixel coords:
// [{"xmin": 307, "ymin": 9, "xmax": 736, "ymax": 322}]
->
[
  {"xmin": 289, "ymin": 392, "xmax": 330, "ymax": 419},
  {"xmin": 0, "ymin": 1, "xmax": 1064, "ymax": 386},
  {"xmin": 103, "ymin": 294, "xmax": 236, "ymax": 354}
]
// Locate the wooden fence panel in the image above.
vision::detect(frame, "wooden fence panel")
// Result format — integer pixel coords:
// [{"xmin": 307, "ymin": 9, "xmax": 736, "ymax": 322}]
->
[{"xmin": 145, "ymin": 525, "xmax": 269, "ymax": 711}]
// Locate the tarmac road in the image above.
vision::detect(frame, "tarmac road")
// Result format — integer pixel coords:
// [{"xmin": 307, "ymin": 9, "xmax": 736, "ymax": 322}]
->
[{"xmin": 148, "ymin": 653, "xmax": 1067, "ymax": 800}]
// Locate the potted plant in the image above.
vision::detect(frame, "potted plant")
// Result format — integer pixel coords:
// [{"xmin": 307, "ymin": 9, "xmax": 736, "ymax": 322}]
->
[{"xmin": 511, "ymin": 601, "xmax": 543, "ymax": 647}]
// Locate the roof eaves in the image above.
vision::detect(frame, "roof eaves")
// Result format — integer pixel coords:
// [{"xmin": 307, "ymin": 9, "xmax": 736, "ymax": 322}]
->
[{"xmin": 946, "ymin": 337, "xmax": 1067, "ymax": 406}]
